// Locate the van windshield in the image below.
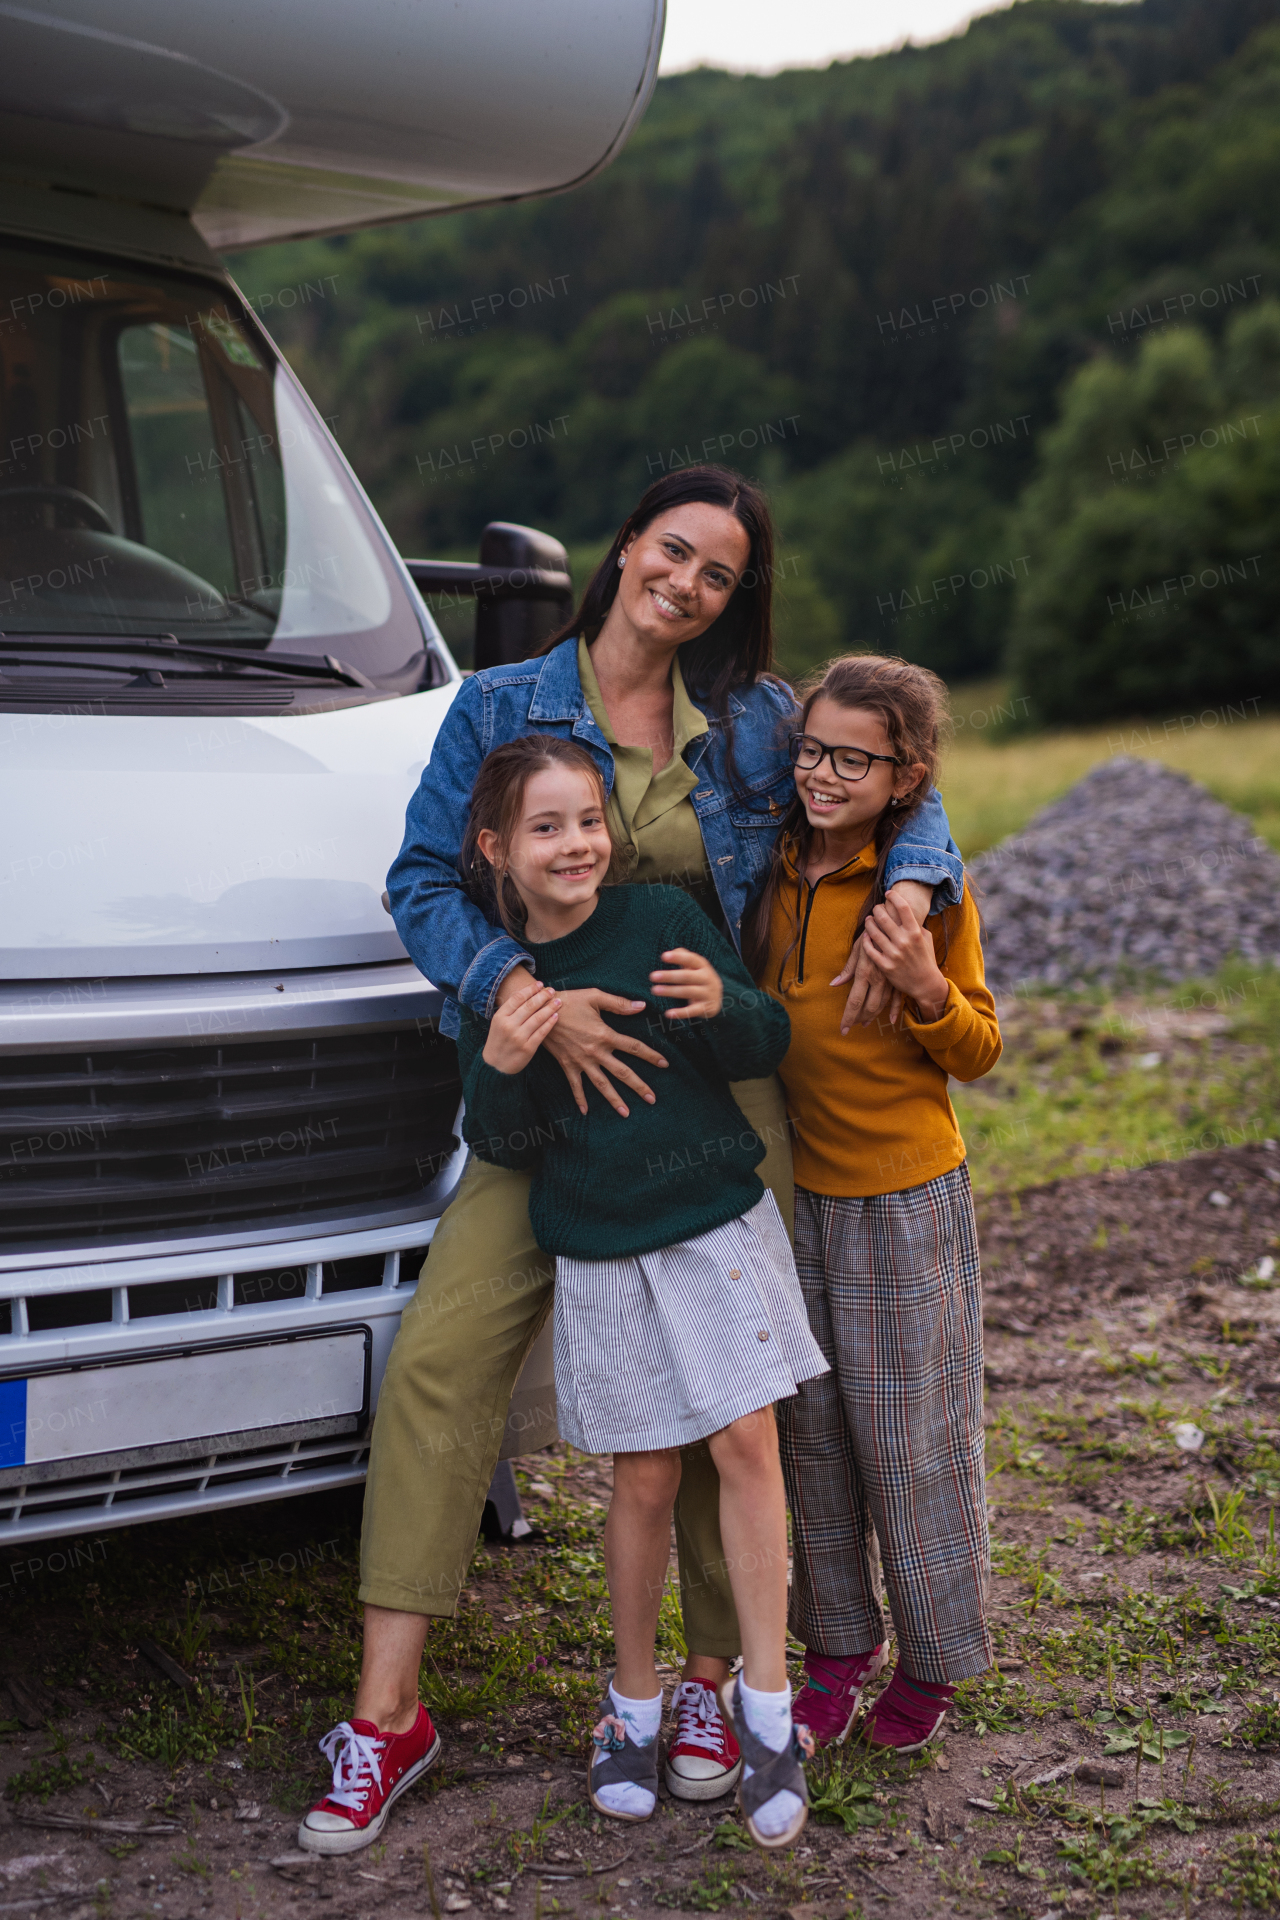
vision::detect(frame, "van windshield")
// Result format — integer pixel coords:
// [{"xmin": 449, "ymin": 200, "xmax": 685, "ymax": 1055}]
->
[{"xmin": 0, "ymin": 238, "xmax": 432, "ymax": 693}]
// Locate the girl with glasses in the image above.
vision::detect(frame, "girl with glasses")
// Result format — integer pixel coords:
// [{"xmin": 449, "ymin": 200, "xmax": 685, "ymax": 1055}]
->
[{"xmin": 742, "ymin": 654, "xmax": 1001, "ymax": 1755}]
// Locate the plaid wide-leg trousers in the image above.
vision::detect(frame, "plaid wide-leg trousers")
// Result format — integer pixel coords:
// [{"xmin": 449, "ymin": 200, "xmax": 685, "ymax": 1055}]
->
[{"xmin": 776, "ymin": 1163, "xmax": 991, "ymax": 1683}]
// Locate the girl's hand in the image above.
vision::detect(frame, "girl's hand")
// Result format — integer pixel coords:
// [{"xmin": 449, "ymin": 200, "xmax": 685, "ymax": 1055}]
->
[
  {"xmin": 860, "ymin": 895, "xmax": 949, "ymax": 1023},
  {"xmin": 830, "ymin": 880, "xmax": 930, "ymax": 1032},
  {"xmin": 650, "ymin": 948, "xmax": 724, "ymax": 1021},
  {"xmin": 483, "ymin": 980, "xmax": 561, "ymax": 1075},
  {"xmin": 829, "ymin": 935, "xmax": 903, "ymax": 1034}
]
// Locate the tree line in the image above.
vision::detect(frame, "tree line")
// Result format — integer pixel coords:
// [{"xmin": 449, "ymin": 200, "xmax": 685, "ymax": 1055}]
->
[{"xmin": 230, "ymin": 0, "xmax": 1280, "ymax": 722}]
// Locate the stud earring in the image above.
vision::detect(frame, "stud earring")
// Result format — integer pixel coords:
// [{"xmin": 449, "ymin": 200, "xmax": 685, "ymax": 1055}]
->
[{"xmin": 618, "ymin": 555, "xmax": 625, "ymax": 569}]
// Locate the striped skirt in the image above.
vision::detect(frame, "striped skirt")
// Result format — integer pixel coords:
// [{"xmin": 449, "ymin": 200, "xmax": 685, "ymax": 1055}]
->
[{"xmin": 553, "ymin": 1192, "xmax": 829, "ymax": 1455}]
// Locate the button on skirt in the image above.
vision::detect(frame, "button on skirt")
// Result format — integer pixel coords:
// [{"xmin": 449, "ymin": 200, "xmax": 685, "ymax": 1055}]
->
[{"xmin": 553, "ymin": 1191, "xmax": 829, "ymax": 1454}]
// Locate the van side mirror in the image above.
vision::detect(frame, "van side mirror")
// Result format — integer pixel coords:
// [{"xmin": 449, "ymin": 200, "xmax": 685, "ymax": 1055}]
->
[{"xmin": 405, "ymin": 521, "xmax": 573, "ymax": 672}]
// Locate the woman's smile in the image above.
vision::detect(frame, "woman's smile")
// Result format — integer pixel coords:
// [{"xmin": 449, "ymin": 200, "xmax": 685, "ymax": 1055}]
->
[{"xmin": 647, "ymin": 585, "xmax": 689, "ymax": 620}]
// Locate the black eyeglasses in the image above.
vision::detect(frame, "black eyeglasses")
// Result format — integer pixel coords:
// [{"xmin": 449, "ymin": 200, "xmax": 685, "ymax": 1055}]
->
[{"xmin": 788, "ymin": 733, "xmax": 900, "ymax": 782}]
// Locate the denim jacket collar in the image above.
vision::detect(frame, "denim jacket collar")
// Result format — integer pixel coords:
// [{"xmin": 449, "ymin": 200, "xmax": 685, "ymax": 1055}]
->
[
  {"xmin": 528, "ymin": 638, "xmax": 588, "ymax": 722},
  {"xmin": 528, "ymin": 635, "xmax": 748, "ymax": 733}
]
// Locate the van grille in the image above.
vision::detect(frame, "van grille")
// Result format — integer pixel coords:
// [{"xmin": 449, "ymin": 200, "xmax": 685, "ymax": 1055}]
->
[
  {"xmin": 0, "ymin": 1028, "xmax": 461, "ymax": 1251},
  {"xmin": 0, "ymin": 1430, "xmax": 371, "ymax": 1544}
]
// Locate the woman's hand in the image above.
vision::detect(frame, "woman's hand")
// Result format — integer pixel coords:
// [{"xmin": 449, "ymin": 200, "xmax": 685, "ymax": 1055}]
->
[
  {"xmin": 522, "ymin": 979, "xmax": 668, "ymax": 1118},
  {"xmin": 860, "ymin": 894, "xmax": 949, "ymax": 1023},
  {"xmin": 650, "ymin": 948, "xmax": 724, "ymax": 1021},
  {"xmin": 482, "ymin": 980, "xmax": 561, "ymax": 1075}
]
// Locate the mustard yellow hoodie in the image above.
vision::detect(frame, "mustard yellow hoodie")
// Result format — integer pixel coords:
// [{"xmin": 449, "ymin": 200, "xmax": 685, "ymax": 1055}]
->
[{"xmin": 763, "ymin": 842, "xmax": 1000, "ymax": 1197}]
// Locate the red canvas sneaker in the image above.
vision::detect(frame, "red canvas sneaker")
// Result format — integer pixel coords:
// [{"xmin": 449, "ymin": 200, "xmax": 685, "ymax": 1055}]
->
[
  {"xmin": 792, "ymin": 1645, "xmax": 888, "ymax": 1747},
  {"xmin": 664, "ymin": 1677, "xmax": 742, "ymax": 1801},
  {"xmin": 298, "ymin": 1705, "xmax": 441, "ymax": 1854}
]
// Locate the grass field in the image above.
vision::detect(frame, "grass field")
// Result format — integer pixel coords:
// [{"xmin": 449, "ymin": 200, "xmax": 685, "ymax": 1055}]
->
[
  {"xmin": 952, "ymin": 962, "xmax": 1280, "ymax": 1197},
  {"xmin": 939, "ymin": 685, "xmax": 1280, "ymax": 857},
  {"xmin": 934, "ymin": 689, "xmax": 1280, "ymax": 1197}
]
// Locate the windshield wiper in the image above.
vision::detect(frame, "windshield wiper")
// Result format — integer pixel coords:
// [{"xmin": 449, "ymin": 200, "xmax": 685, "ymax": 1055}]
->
[{"xmin": 0, "ymin": 635, "xmax": 376, "ymax": 689}]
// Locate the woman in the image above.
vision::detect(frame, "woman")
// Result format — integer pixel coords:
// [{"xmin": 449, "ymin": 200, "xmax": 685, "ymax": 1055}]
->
[{"xmin": 298, "ymin": 466, "xmax": 963, "ymax": 1856}]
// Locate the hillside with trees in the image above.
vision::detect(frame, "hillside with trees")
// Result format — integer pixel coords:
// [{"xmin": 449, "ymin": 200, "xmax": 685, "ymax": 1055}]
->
[{"xmin": 230, "ymin": 0, "xmax": 1280, "ymax": 718}]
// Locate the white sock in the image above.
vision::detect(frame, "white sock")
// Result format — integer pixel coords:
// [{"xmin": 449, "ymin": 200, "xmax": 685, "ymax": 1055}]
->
[
  {"xmin": 592, "ymin": 1684, "xmax": 661, "ymax": 1817},
  {"xmin": 739, "ymin": 1678, "xmax": 803, "ymax": 1838}
]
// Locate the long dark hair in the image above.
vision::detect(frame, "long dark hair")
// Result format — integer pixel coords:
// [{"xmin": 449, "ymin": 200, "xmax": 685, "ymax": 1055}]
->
[
  {"xmin": 460, "ymin": 734, "xmax": 623, "ymax": 936},
  {"xmin": 741, "ymin": 654, "xmax": 950, "ymax": 991},
  {"xmin": 541, "ymin": 465, "xmax": 778, "ymax": 725}
]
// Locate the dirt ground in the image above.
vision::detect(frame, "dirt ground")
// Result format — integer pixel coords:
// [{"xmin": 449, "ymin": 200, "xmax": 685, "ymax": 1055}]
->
[{"xmin": 4, "ymin": 1141, "xmax": 1280, "ymax": 1920}]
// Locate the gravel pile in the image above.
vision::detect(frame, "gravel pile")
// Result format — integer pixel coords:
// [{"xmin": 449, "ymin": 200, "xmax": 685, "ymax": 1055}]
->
[{"xmin": 971, "ymin": 755, "xmax": 1280, "ymax": 990}]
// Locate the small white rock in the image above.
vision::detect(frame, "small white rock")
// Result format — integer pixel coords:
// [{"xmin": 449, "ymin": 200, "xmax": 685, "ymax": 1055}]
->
[
  {"xmin": 445, "ymin": 1897, "xmax": 473, "ymax": 1912},
  {"xmin": 235, "ymin": 1802, "xmax": 260, "ymax": 1822},
  {"xmin": 1171, "ymin": 1422, "xmax": 1205, "ymax": 1452},
  {"xmin": 1209, "ymin": 1190, "xmax": 1232, "ymax": 1207},
  {"xmin": 0, "ymin": 1855, "xmax": 68, "ymax": 1882},
  {"xmin": 1137, "ymin": 1052, "xmax": 1161, "ymax": 1069}
]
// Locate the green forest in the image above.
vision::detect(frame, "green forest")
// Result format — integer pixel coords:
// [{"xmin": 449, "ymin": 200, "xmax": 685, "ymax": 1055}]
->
[{"xmin": 229, "ymin": 0, "xmax": 1280, "ymax": 721}]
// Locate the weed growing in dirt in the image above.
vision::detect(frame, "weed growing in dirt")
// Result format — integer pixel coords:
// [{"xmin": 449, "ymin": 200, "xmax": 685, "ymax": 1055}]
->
[
  {"xmin": 708, "ymin": 1819, "xmax": 753, "ymax": 1851},
  {"xmin": 5, "ymin": 1745, "xmax": 103, "ymax": 1802},
  {"xmin": 1093, "ymin": 1710, "xmax": 1191, "ymax": 1762},
  {"xmin": 1096, "ymin": 1501, "xmax": 1162, "ymax": 1555},
  {"xmin": 953, "ymin": 1669, "xmax": 1041, "ymax": 1736},
  {"xmin": 1235, "ymin": 1696, "xmax": 1280, "ymax": 1749},
  {"xmin": 506, "ymin": 1790, "xmax": 575, "ymax": 1869},
  {"xmin": 422, "ymin": 1644, "xmax": 526, "ymax": 1719},
  {"xmin": 173, "ymin": 1833, "xmax": 211, "ymax": 1879},
  {"xmin": 1214, "ymin": 1830, "xmax": 1280, "ymax": 1906},
  {"xmin": 656, "ymin": 1861, "xmax": 741, "ymax": 1911},
  {"xmin": 981, "ymin": 1830, "xmax": 1051, "ymax": 1887},
  {"xmin": 991, "ymin": 1539, "xmax": 1066, "ymax": 1614},
  {"xmin": 1057, "ymin": 1824, "xmax": 1166, "ymax": 1895},
  {"xmin": 1190, "ymin": 1484, "xmax": 1260, "ymax": 1558},
  {"xmin": 116, "ymin": 1703, "xmax": 219, "ymax": 1768},
  {"xmin": 807, "ymin": 1746, "xmax": 886, "ymax": 1831},
  {"xmin": 174, "ymin": 1591, "xmax": 211, "ymax": 1670}
]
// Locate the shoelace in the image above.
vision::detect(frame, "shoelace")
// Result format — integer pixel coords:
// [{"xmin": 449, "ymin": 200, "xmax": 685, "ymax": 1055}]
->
[
  {"xmin": 671, "ymin": 1682, "xmax": 725, "ymax": 1756},
  {"xmin": 319, "ymin": 1721, "xmax": 386, "ymax": 1811}
]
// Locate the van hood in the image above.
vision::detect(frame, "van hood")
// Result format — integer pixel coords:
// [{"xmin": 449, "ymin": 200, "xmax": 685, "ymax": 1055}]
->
[{"xmin": 2, "ymin": 687, "xmax": 458, "ymax": 979}]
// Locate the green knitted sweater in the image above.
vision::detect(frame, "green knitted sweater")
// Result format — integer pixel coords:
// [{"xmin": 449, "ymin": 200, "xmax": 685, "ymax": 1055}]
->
[{"xmin": 458, "ymin": 884, "xmax": 791, "ymax": 1259}]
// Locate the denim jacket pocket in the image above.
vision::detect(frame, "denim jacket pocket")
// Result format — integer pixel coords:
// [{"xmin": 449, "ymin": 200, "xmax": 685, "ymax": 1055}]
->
[{"xmin": 726, "ymin": 776, "xmax": 792, "ymax": 880}]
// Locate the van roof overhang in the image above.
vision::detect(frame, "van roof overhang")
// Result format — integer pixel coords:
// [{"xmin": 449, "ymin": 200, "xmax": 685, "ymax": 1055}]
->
[{"xmin": 0, "ymin": 0, "xmax": 664, "ymax": 251}]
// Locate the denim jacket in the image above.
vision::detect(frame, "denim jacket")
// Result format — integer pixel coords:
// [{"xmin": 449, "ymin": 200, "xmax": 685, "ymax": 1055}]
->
[{"xmin": 388, "ymin": 637, "xmax": 964, "ymax": 1038}]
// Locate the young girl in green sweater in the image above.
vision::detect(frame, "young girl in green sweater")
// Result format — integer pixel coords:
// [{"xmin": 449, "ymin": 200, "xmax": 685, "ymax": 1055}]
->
[{"xmin": 457, "ymin": 735, "xmax": 827, "ymax": 1847}]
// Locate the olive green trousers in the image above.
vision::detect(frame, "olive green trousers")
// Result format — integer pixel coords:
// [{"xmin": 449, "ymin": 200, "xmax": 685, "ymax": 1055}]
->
[{"xmin": 359, "ymin": 1075, "xmax": 794, "ymax": 1656}]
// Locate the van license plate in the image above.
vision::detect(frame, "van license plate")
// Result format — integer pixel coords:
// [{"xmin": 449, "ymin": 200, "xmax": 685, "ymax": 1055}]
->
[{"xmin": 0, "ymin": 1330, "xmax": 368, "ymax": 1470}]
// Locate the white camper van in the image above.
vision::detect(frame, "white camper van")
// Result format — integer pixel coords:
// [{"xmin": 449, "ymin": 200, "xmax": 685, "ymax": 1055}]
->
[{"xmin": 0, "ymin": 0, "xmax": 663, "ymax": 1544}]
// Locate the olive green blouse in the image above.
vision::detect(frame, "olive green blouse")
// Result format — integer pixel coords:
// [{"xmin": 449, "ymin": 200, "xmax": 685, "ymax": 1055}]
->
[{"xmin": 577, "ymin": 637, "xmax": 722, "ymax": 925}]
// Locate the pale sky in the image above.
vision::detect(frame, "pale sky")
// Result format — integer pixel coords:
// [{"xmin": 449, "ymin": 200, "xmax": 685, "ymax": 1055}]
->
[{"xmin": 658, "ymin": 0, "xmax": 1126, "ymax": 73}]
